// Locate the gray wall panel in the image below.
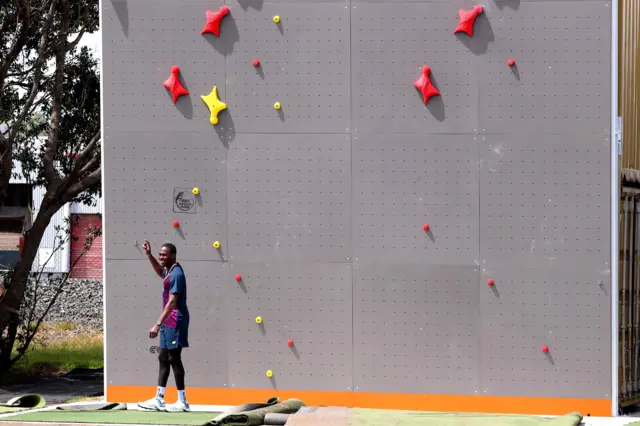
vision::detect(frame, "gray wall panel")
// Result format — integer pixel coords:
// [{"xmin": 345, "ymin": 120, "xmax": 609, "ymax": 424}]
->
[
  {"xmin": 479, "ymin": 134, "xmax": 610, "ymax": 267},
  {"xmin": 477, "ymin": 1, "xmax": 611, "ymax": 134},
  {"xmin": 102, "ymin": 0, "xmax": 228, "ymax": 134},
  {"xmin": 226, "ymin": 3, "xmax": 350, "ymax": 134},
  {"xmin": 104, "ymin": 131, "xmax": 227, "ymax": 261},
  {"xmin": 353, "ymin": 263, "xmax": 480, "ymax": 394},
  {"xmin": 227, "ymin": 134, "xmax": 351, "ymax": 263},
  {"xmin": 351, "ymin": 1, "xmax": 479, "ymax": 135},
  {"xmin": 479, "ymin": 265, "xmax": 610, "ymax": 398},
  {"xmin": 106, "ymin": 260, "xmax": 229, "ymax": 388},
  {"xmin": 227, "ymin": 262, "xmax": 353, "ymax": 391},
  {"xmin": 353, "ymin": 134, "xmax": 479, "ymax": 266}
]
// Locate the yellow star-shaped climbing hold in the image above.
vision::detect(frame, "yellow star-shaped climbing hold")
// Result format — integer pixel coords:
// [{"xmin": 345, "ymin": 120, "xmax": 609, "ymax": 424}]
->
[{"xmin": 201, "ymin": 85, "xmax": 227, "ymax": 125}]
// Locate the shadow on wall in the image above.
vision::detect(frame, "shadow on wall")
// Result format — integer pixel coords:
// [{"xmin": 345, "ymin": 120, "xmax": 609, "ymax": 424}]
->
[
  {"xmin": 493, "ymin": 0, "xmax": 520, "ymax": 11},
  {"xmin": 455, "ymin": 10, "xmax": 494, "ymax": 55},
  {"xmin": 203, "ymin": 11, "xmax": 240, "ymax": 56},
  {"xmin": 425, "ymin": 73, "xmax": 445, "ymax": 122},
  {"xmin": 110, "ymin": 0, "xmax": 129, "ymax": 37},
  {"xmin": 237, "ymin": 0, "xmax": 264, "ymax": 11}
]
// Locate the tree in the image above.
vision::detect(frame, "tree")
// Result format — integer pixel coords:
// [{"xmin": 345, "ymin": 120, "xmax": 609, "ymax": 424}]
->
[
  {"xmin": 0, "ymin": 0, "xmax": 100, "ymax": 372},
  {"xmin": 0, "ymin": 215, "xmax": 101, "ymax": 379}
]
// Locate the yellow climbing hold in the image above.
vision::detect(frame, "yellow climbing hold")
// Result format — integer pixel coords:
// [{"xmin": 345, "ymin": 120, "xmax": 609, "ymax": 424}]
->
[
  {"xmin": 201, "ymin": 85, "xmax": 227, "ymax": 125},
  {"xmin": 192, "ymin": 187, "xmax": 199, "ymax": 195},
  {"xmin": 273, "ymin": 15, "xmax": 280, "ymax": 23},
  {"xmin": 213, "ymin": 241, "xmax": 221, "ymax": 249},
  {"xmin": 274, "ymin": 102, "xmax": 281, "ymax": 110},
  {"xmin": 256, "ymin": 316, "xmax": 262, "ymax": 324},
  {"xmin": 266, "ymin": 370, "xmax": 273, "ymax": 377}
]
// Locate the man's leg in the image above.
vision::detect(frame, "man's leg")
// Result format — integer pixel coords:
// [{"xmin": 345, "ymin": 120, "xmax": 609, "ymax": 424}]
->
[
  {"xmin": 157, "ymin": 348, "xmax": 171, "ymax": 395},
  {"xmin": 164, "ymin": 327, "xmax": 190, "ymax": 412},
  {"xmin": 138, "ymin": 328, "xmax": 170, "ymax": 411},
  {"xmin": 168, "ymin": 347, "xmax": 185, "ymax": 395}
]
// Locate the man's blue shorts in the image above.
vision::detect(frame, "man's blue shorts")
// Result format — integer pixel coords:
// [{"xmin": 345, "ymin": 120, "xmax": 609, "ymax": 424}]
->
[{"xmin": 159, "ymin": 324, "xmax": 189, "ymax": 350}]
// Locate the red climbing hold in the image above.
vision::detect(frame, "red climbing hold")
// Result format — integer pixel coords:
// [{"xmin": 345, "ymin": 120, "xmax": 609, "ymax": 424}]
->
[
  {"xmin": 454, "ymin": 4, "xmax": 483, "ymax": 37},
  {"xmin": 542, "ymin": 345, "xmax": 549, "ymax": 353},
  {"xmin": 235, "ymin": 274, "xmax": 242, "ymax": 282},
  {"xmin": 172, "ymin": 220, "xmax": 180, "ymax": 228},
  {"xmin": 287, "ymin": 340, "xmax": 294, "ymax": 347},
  {"xmin": 488, "ymin": 279, "xmax": 494, "ymax": 286},
  {"xmin": 253, "ymin": 59, "xmax": 261, "ymax": 67},
  {"xmin": 414, "ymin": 66, "xmax": 440, "ymax": 105},
  {"xmin": 507, "ymin": 59, "xmax": 516, "ymax": 67},
  {"xmin": 164, "ymin": 66, "xmax": 189, "ymax": 105},
  {"xmin": 423, "ymin": 224, "xmax": 430, "ymax": 232},
  {"xmin": 201, "ymin": 6, "xmax": 230, "ymax": 37}
]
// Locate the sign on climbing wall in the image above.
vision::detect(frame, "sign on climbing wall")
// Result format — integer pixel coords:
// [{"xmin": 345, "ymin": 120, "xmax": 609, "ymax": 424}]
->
[{"xmin": 173, "ymin": 188, "xmax": 196, "ymax": 214}]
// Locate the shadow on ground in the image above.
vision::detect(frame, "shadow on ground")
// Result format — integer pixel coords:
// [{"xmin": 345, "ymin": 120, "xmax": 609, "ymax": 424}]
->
[{"xmin": 0, "ymin": 368, "xmax": 103, "ymax": 405}]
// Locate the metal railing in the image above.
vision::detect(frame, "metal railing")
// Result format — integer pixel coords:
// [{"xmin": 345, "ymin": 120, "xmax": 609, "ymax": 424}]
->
[{"xmin": 619, "ymin": 190, "xmax": 640, "ymax": 407}]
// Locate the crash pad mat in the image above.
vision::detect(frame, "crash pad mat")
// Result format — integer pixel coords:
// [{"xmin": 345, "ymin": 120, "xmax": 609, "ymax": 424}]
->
[
  {"xmin": 0, "ymin": 394, "xmax": 46, "ymax": 413},
  {"xmin": 347, "ymin": 409, "xmax": 584, "ymax": 426},
  {"xmin": 0, "ymin": 410, "xmax": 220, "ymax": 425}
]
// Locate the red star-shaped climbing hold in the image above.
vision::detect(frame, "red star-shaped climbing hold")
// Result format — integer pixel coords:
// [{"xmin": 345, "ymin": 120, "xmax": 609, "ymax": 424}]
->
[
  {"xmin": 201, "ymin": 6, "xmax": 230, "ymax": 37},
  {"xmin": 414, "ymin": 65, "xmax": 440, "ymax": 105},
  {"xmin": 164, "ymin": 65, "xmax": 189, "ymax": 104},
  {"xmin": 454, "ymin": 4, "xmax": 483, "ymax": 37}
]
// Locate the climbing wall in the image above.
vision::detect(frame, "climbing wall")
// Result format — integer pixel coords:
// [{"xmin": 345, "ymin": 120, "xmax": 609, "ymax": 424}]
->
[{"xmin": 102, "ymin": 0, "xmax": 614, "ymax": 416}]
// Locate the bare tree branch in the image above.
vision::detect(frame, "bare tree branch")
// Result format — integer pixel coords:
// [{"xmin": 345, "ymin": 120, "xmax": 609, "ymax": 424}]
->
[
  {"xmin": 7, "ymin": 0, "xmax": 58, "ymax": 144},
  {"xmin": 70, "ymin": 131, "xmax": 100, "ymax": 174},
  {"xmin": 43, "ymin": 0, "xmax": 69, "ymax": 187},
  {"xmin": 0, "ymin": 0, "xmax": 30, "ymax": 83},
  {"xmin": 66, "ymin": 27, "xmax": 87, "ymax": 52},
  {"xmin": 76, "ymin": 151, "xmax": 99, "ymax": 177},
  {"xmin": 61, "ymin": 166, "xmax": 100, "ymax": 204}
]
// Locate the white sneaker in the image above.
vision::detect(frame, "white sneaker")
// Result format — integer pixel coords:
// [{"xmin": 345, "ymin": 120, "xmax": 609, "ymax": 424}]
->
[
  {"xmin": 137, "ymin": 396, "xmax": 165, "ymax": 411},
  {"xmin": 165, "ymin": 400, "xmax": 190, "ymax": 412}
]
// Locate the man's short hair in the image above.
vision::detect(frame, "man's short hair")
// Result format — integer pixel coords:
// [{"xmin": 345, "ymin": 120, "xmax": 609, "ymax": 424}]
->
[{"xmin": 162, "ymin": 243, "xmax": 177, "ymax": 255}]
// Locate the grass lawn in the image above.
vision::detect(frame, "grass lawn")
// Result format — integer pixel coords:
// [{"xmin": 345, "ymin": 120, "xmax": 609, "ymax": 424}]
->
[{"xmin": 9, "ymin": 322, "xmax": 103, "ymax": 379}]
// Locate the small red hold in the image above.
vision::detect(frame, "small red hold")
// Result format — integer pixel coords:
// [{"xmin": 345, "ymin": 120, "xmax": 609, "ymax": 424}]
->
[
  {"xmin": 542, "ymin": 345, "xmax": 549, "ymax": 353},
  {"xmin": 253, "ymin": 59, "xmax": 260, "ymax": 67},
  {"xmin": 414, "ymin": 66, "xmax": 440, "ymax": 105},
  {"xmin": 164, "ymin": 66, "xmax": 189, "ymax": 105},
  {"xmin": 172, "ymin": 220, "xmax": 180, "ymax": 228},
  {"xmin": 422, "ymin": 224, "xmax": 430, "ymax": 232},
  {"xmin": 507, "ymin": 59, "xmax": 516, "ymax": 67},
  {"xmin": 201, "ymin": 6, "xmax": 230, "ymax": 37},
  {"xmin": 488, "ymin": 279, "xmax": 494, "ymax": 286},
  {"xmin": 454, "ymin": 4, "xmax": 483, "ymax": 37},
  {"xmin": 287, "ymin": 340, "xmax": 294, "ymax": 347},
  {"xmin": 235, "ymin": 274, "xmax": 242, "ymax": 282}
]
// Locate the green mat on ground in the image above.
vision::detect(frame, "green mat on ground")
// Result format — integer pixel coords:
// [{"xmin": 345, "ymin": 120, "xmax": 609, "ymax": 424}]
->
[
  {"xmin": 0, "ymin": 410, "xmax": 220, "ymax": 424},
  {"xmin": 0, "ymin": 394, "xmax": 46, "ymax": 413},
  {"xmin": 348, "ymin": 409, "xmax": 584, "ymax": 426},
  {"xmin": 206, "ymin": 397, "xmax": 305, "ymax": 426}
]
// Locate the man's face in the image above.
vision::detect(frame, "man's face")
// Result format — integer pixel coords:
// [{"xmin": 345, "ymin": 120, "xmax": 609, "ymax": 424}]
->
[{"xmin": 158, "ymin": 247, "xmax": 174, "ymax": 267}]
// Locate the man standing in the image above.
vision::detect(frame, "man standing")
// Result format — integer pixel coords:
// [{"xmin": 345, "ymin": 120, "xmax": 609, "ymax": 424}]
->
[{"xmin": 137, "ymin": 240, "xmax": 190, "ymax": 412}]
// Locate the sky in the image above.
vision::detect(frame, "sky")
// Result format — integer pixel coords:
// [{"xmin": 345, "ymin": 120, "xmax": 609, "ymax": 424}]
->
[{"xmin": 79, "ymin": 29, "xmax": 102, "ymax": 59}]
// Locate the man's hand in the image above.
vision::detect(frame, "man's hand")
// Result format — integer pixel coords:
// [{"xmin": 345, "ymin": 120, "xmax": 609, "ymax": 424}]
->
[
  {"xmin": 149, "ymin": 324, "xmax": 160, "ymax": 338},
  {"xmin": 143, "ymin": 240, "xmax": 151, "ymax": 256}
]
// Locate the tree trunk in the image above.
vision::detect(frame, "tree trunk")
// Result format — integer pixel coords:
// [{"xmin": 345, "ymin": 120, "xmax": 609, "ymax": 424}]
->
[
  {"xmin": 0, "ymin": 142, "xmax": 13, "ymax": 208},
  {"xmin": 0, "ymin": 194, "xmax": 61, "ymax": 370}
]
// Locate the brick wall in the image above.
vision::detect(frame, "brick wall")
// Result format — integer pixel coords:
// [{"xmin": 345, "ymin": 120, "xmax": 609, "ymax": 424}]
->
[{"xmin": 70, "ymin": 214, "xmax": 103, "ymax": 280}]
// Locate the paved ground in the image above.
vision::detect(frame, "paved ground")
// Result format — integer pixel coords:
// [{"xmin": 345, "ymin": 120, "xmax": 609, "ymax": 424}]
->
[{"xmin": 0, "ymin": 368, "xmax": 103, "ymax": 405}]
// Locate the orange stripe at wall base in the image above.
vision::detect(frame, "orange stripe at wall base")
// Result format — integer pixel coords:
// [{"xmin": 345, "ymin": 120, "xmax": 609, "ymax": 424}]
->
[{"xmin": 106, "ymin": 386, "xmax": 611, "ymax": 417}]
